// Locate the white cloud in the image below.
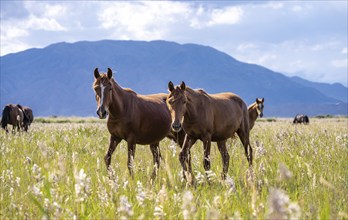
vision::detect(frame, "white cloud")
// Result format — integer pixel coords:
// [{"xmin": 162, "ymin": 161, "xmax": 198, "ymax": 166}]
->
[
  {"xmin": 98, "ymin": 1, "xmax": 191, "ymax": 40},
  {"xmin": 26, "ymin": 15, "xmax": 66, "ymax": 31},
  {"xmin": 342, "ymin": 47, "xmax": 347, "ymax": 54},
  {"xmin": 207, "ymin": 6, "xmax": 244, "ymax": 26}
]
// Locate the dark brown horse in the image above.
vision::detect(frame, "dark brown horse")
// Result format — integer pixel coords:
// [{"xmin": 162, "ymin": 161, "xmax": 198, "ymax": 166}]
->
[
  {"xmin": 248, "ymin": 98, "xmax": 264, "ymax": 130},
  {"xmin": 1, "ymin": 104, "xmax": 24, "ymax": 133},
  {"xmin": 166, "ymin": 81, "xmax": 252, "ymax": 180},
  {"xmin": 293, "ymin": 114, "xmax": 309, "ymax": 124},
  {"xmin": 17, "ymin": 105, "xmax": 34, "ymax": 131},
  {"xmin": 93, "ymin": 68, "xmax": 172, "ymax": 178}
]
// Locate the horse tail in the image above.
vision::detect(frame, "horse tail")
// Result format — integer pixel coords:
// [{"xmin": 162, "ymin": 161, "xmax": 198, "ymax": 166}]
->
[{"xmin": 1, "ymin": 106, "xmax": 11, "ymax": 129}]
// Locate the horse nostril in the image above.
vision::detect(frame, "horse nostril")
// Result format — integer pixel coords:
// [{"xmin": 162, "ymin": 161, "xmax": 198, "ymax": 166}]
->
[{"xmin": 171, "ymin": 123, "xmax": 182, "ymax": 132}]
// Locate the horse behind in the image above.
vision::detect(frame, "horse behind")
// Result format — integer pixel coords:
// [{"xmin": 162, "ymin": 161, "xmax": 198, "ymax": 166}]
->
[
  {"xmin": 93, "ymin": 68, "xmax": 171, "ymax": 179},
  {"xmin": 1, "ymin": 104, "xmax": 24, "ymax": 133},
  {"xmin": 248, "ymin": 98, "xmax": 264, "ymax": 130},
  {"xmin": 293, "ymin": 114, "xmax": 309, "ymax": 124},
  {"xmin": 166, "ymin": 81, "xmax": 252, "ymax": 180},
  {"xmin": 17, "ymin": 105, "xmax": 34, "ymax": 131}
]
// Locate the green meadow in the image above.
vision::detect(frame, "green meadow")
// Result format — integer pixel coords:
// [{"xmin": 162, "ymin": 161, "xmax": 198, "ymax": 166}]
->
[{"xmin": 1, "ymin": 117, "xmax": 347, "ymax": 219}]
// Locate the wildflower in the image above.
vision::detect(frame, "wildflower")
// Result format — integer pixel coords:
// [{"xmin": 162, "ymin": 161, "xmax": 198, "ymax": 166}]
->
[
  {"xmin": 278, "ymin": 163, "xmax": 292, "ymax": 181},
  {"xmin": 154, "ymin": 184, "xmax": 167, "ymax": 218},
  {"xmin": 225, "ymin": 175, "xmax": 236, "ymax": 194},
  {"xmin": 136, "ymin": 181, "xmax": 146, "ymax": 206},
  {"xmin": 74, "ymin": 169, "xmax": 91, "ymax": 202},
  {"xmin": 118, "ymin": 195, "xmax": 133, "ymax": 219},
  {"xmin": 195, "ymin": 171, "xmax": 205, "ymax": 184},
  {"xmin": 15, "ymin": 177, "xmax": 20, "ymax": 187},
  {"xmin": 32, "ymin": 164, "xmax": 42, "ymax": 182},
  {"xmin": 267, "ymin": 188, "xmax": 301, "ymax": 219},
  {"xmin": 255, "ymin": 141, "xmax": 267, "ymax": 158},
  {"xmin": 32, "ymin": 185, "xmax": 43, "ymax": 197},
  {"xmin": 168, "ymin": 140, "xmax": 177, "ymax": 157},
  {"xmin": 181, "ymin": 190, "xmax": 196, "ymax": 220}
]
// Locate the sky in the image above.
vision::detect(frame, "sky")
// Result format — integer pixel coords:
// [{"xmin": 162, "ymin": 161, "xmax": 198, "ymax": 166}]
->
[{"xmin": 1, "ymin": 1, "xmax": 347, "ymax": 86}]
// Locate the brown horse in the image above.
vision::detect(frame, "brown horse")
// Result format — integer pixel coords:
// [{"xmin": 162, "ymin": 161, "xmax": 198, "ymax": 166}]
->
[
  {"xmin": 166, "ymin": 81, "xmax": 252, "ymax": 180},
  {"xmin": 17, "ymin": 105, "xmax": 34, "ymax": 131},
  {"xmin": 93, "ymin": 68, "xmax": 172, "ymax": 178},
  {"xmin": 1, "ymin": 104, "xmax": 24, "ymax": 133},
  {"xmin": 248, "ymin": 98, "xmax": 264, "ymax": 130}
]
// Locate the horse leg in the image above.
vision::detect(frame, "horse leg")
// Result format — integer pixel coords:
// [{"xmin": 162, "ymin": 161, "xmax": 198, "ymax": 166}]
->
[
  {"xmin": 202, "ymin": 136, "xmax": 212, "ymax": 172},
  {"xmin": 179, "ymin": 135, "xmax": 196, "ymax": 182},
  {"xmin": 150, "ymin": 142, "xmax": 161, "ymax": 179},
  {"xmin": 127, "ymin": 139, "xmax": 136, "ymax": 178},
  {"xmin": 217, "ymin": 140, "xmax": 230, "ymax": 180},
  {"xmin": 237, "ymin": 129, "xmax": 253, "ymax": 167},
  {"xmin": 104, "ymin": 135, "xmax": 121, "ymax": 170}
]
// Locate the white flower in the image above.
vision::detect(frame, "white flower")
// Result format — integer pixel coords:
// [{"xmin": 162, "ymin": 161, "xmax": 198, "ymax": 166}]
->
[
  {"xmin": 181, "ymin": 191, "xmax": 196, "ymax": 220},
  {"xmin": 136, "ymin": 181, "xmax": 146, "ymax": 206},
  {"xmin": 225, "ymin": 175, "xmax": 236, "ymax": 194},
  {"xmin": 278, "ymin": 163, "xmax": 292, "ymax": 181},
  {"xmin": 118, "ymin": 195, "xmax": 133, "ymax": 218},
  {"xmin": 74, "ymin": 169, "xmax": 91, "ymax": 202}
]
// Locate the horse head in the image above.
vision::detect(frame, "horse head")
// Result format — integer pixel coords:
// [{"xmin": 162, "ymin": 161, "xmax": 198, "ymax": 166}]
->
[
  {"xmin": 166, "ymin": 81, "xmax": 188, "ymax": 132},
  {"xmin": 93, "ymin": 68, "xmax": 113, "ymax": 119},
  {"xmin": 256, "ymin": 98, "xmax": 264, "ymax": 118}
]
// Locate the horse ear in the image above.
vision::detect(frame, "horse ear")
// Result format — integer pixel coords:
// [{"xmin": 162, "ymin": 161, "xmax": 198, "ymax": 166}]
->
[
  {"xmin": 180, "ymin": 81, "xmax": 186, "ymax": 90},
  {"xmin": 256, "ymin": 98, "xmax": 259, "ymax": 103},
  {"xmin": 168, "ymin": 81, "xmax": 175, "ymax": 92},
  {"xmin": 107, "ymin": 68, "xmax": 113, "ymax": 79},
  {"xmin": 261, "ymin": 98, "xmax": 264, "ymax": 102},
  {"xmin": 94, "ymin": 68, "xmax": 100, "ymax": 79}
]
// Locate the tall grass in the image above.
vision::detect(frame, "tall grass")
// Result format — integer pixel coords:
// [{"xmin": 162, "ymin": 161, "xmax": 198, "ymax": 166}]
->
[{"xmin": 1, "ymin": 118, "xmax": 347, "ymax": 219}]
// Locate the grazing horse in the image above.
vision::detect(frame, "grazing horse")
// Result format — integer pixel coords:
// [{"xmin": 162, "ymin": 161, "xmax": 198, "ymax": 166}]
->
[
  {"xmin": 93, "ymin": 68, "xmax": 171, "ymax": 178},
  {"xmin": 293, "ymin": 114, "xmax": 309, "ymax": 124},
  {"xmin": 17, "ymin": 105, "xmax": 34, "ymax": 131},
  {"xmin": 1, "ymin": 104, "xmax": 24, "ymax": 133},
  {"xmin": 248, "ymin": 98, "xmax": 264, "ymax": 130},
  {"xmin": 166, "ymin": 81, "xmax": 252, "ymax": 180}
]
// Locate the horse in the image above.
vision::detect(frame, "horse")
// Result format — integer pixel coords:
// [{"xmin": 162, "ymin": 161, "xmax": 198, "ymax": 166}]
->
[
  {"xmin": 248, "ymin": 98, "xmax": 264, "ymax": 130},
  {"xmin": 1, "ymin": 104, "xmax": 24, "ymax": 133},
  {"xmin": 293, "ymin": 114, "xmax": 309, "ymax": 124},
  {"xmin": 93, "ymin": 68, "xmax": 172, "ymax": 179},
  {"xmin": 17, "ymin": 104, "xmax": 34, "ymax": 131},
  {"xmin": 166, "ymin": 81, "xmax": 252, "ymax": 181}
]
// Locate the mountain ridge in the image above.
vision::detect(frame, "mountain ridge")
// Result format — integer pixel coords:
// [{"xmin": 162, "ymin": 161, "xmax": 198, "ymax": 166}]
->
[{"xmin": 1, "ymin": 40, "xmax": 347, "ymax": 117}]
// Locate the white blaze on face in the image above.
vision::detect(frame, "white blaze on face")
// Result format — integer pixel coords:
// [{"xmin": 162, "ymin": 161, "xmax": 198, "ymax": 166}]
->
[
  {"xmin": 100, "ymin": 83, "xmax": 106, "ymax": 107},
  {"xmin": 257, "ymin": 104, "xmax": 262, "ymax": 115}
]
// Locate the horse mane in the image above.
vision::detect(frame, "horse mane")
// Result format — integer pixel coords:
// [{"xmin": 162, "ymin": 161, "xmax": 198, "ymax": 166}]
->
[
  {"xmin": 110, "ymin": 78, "xmax": 137, "ymax": 95},
  {"xmin": 248, "ymin": 101, "xmax": 257, "ymax": 111},
  {"xmin": 186, "ymin": 87, "xmax": 209, "ymax": 98}
]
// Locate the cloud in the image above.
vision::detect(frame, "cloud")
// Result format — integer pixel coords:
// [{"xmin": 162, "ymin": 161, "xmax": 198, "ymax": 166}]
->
[
  {"xmin": 98, "ymin": 1, "xmax": 191, "ymax": 40},
  {"xmin": 207, "ymin": 6, "xmax": 244, "ymax": 26}
]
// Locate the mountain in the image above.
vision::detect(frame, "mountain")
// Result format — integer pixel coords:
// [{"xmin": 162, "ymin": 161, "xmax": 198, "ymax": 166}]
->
[
  {"xmin": 1, "ymin": 40, "xmax": 347, "ymax": 117},
  {"xmin": 290, "ymin": 76, "xmax": 347, "ymax": 103}
]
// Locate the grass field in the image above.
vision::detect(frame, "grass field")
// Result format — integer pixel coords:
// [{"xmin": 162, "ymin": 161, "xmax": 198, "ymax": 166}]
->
[{"xmin": 1, "ymin": 117, "xmax": 347, "ymax": 219}]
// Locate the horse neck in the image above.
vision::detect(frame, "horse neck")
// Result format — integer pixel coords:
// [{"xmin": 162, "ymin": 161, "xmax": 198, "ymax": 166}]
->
[
  {"xmin": 184, "ymin": 88, "xmax": 205, "ymax": 121},
  {"xmin": 108, "ymin": 80, "xmax": 127, "ymax": 118},
  {"xmin": 248, "ymin": 103, "xmax": 259, "ymax": 122}
]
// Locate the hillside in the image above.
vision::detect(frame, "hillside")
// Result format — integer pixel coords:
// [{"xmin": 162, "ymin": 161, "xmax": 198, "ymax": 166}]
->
[{"xmin": 1, "ymin": 40, "xmax": 347, "ymax": 117}]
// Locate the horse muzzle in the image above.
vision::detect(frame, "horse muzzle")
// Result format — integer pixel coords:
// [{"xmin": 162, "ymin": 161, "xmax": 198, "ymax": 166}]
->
[
  {"xmin": 260, "ymin": 112, "xmax": 263, "ymax": 118},
  {"xmin": 171, "ymin": 121, "xmax": 182, "ymax": 132},
  {"xmin": 96, "ymin": 106, "xmax": 108, "ymax": 119}
]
